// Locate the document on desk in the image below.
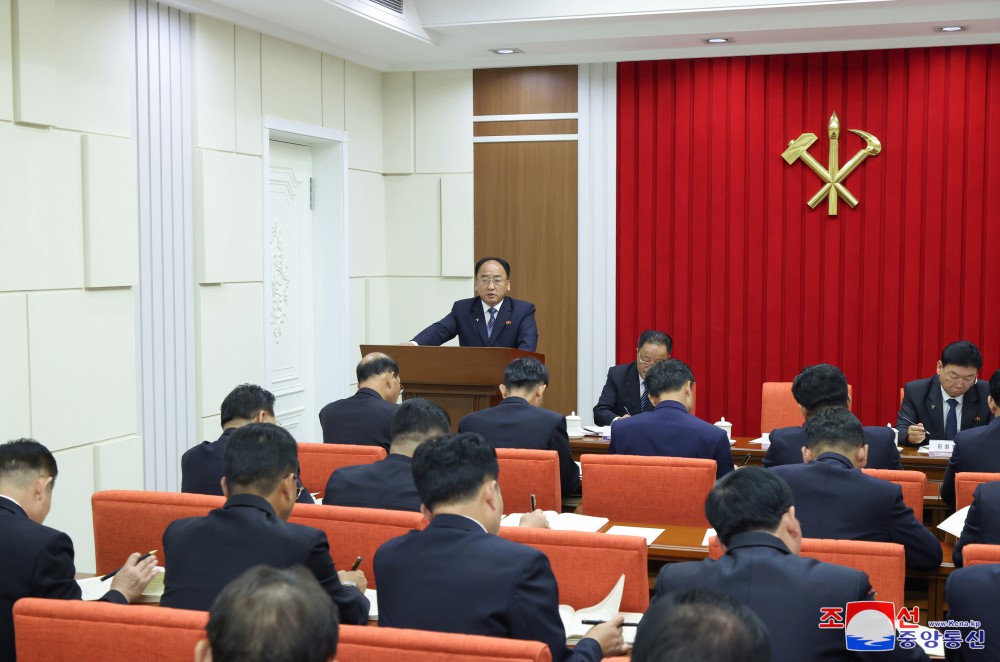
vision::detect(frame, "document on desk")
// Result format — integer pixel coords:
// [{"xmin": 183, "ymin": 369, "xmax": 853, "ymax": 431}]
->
[
  {"xmin": 78, "ymin": 567, "xmax": 165, "ymax": 603},
  {"xmin": 701, "ymin": 528, "xmax": 717, "ymax": 547},
  {"xmin": 500, "ymin": 511, "xmax": 609, "ymax": 532},
  {"xmin": 937, "ymin": 506, "xmax": 969, "ymax": 538},
  {"xmin": 605, "ymin": 525, "xmax": 664, "ymax": 546},
  {"xmin": 582, "ymin": 425, "xmax": 610, "ymax": 437},
  {"xmin": 366, "ymin": 588, "xmax": 378, "ymax": 620},
  {"xmin": 560, "ymin": 575, "xmax": 641, "ymax": 645}
]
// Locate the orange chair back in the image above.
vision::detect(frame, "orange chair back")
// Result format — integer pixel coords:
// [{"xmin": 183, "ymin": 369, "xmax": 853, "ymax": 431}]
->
[
  {"xmin": 298, "ymin": 442, "xmax": 387, "ymax": 495},
  {"xmin": 962, "ymin": 544, "xmax": 1000, "ymax": 566},
  {"xmin": 760, "ymin": 382, "xmax": 853, "ymax": 434},
  {"xmin": 862, "ymin": 468, "xmax": 926, "ymax": 521},
  {"xmin": 708, "ymin": 536, "xmax": 904, "ymax": 608},
  {"xmin": 496, "ymin": 448, "xmax": 561, "ymax": 513},
  {"xmin": 337, "ymin": 624, "xmax": 552, "ymax": 661},
  {"xmin": 956, "ymin": 473, "xmax": 1000, "ymax": 511},
  {"xmin": 92, "ymin": 491, "xmax": 223, "ymax": 574},
  {"xmin": 288, "ymin": 504, "xmax": 426, "ymax": 588},
  {"xmin": 500, "ymin": 527, "xmax": 649, "ymax": 612},
  {"xmin": 581, "ymin": 455, "xmax": 715, "ymax": 526}
]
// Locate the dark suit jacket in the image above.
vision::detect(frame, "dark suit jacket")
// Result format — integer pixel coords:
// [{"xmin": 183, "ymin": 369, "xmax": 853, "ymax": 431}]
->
[
  {"xmin": 324, "ymin": 454, "xmax": 420, "ymax": 512},
  {"xmin": 1, "ymin": 497, "xmax": 126, "ymax": 662},
  {"xmin": 944, "ymin": 564, "xmax": 1000, "ymax": 662},
  {"xmin": 374, "ymin": 514, "xmax": 601, "ymax": 662},
  {"xmin": 411, "ymin": 296, "xmax": 538, "ymax": 351},
  {"xmin": 940, "ymin": 418, "xmax": 1000, "ymax": 507},
  {"xmin": 608, "ymin": 400, "xmax": 734, "ymax": 479},
  {"xmin": 458, "ymin": 397, "xmax": 580, "ymax": 497},
  {"xmin": 764, "ymin": 424, "xmax": 903, "ymax": 470},
  {"xmin": 953, "ymin": 481, "xmax": 1000, "ymax": 567},
  {"xmin": 593, "ymin": 362, "xmax": 642, "ymax": 426},
  {"xmin": 180, "ymin": 428, "xmax": 313, "ymax": 504},
  {"xmin": 318, "ymin": 387, "xmax": 397, "ymax": 449},
  {"xmin": 160, "ymin": 493, "xmax": 368, "ymax": 624},
  {"xmin": 896, "ymin": 376, "xmax": 992, "ymax": 446},
  {"xmin": 770, "ymin": 453, "xmax": 942, "ymax": 570}
]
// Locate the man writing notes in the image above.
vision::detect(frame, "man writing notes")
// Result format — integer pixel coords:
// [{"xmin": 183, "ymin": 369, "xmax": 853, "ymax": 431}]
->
[
  {"xmin": 318, "ymin": 353, "xmax": 400, "ymax": 450},
  {"xmin": 593, "ymin": 330, "xmax": 672, "ymax": 425},
  {"xmin": 896, "ymin": 340, "xmax": 992, "ymax": 446},
  {"xmin": 409, "ymin": 257, "xmax": 538, "ymax": 351}
]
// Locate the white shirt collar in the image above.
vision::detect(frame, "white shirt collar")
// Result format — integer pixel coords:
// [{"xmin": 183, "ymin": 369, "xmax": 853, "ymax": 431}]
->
[
  {"xmin": 481, "ymin": 298, "xmax": 504, "ymax": 318},
  {"xmin": 455, "ymin": 513, "xmax": 488, "ymax": 533},
  {"xmin": 0, "ymin": 494, "xmax": 23, "ymax": 510},
  {"xmin": 941, "ymin": 386, "xmax": 964, "ymax": 406}
]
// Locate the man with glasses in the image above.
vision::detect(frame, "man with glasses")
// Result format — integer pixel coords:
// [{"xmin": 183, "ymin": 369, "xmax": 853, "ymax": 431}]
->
[
  {"xmin": 593, "ymin": 330, "xmax": 672, "ymax": 425},
  {"xmin": 319, "ymin": 353, "xmax": 401, "ymax": 450},
  {"xmin": 162, "ymin": 423, "xmax": 370, "ymax": 624},
  {"xmin": 408, "ymin": 257, "xmax": 538, "ymax": 351},
  {"xmin": 896, "ymin": 341, "xmax": 992, "ymax": 446}
]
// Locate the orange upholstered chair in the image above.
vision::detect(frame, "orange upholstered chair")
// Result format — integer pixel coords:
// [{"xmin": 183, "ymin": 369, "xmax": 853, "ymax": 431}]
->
[
  {"xmin": 298, "ymin": 442, "xmax": 387, "ymax": 495},
  {"xmin": 708, "ymin": 536, "xmax": 904, "ymax": 608},
  {"xmin": 760, "ymin": 382, "xmax": 853, "ymax": 434},
  {"xmin": 581, "ymin": 455, "xmax": 714, "ymax": 526},
  {"xmin": 500, "ymin": 527, "xmax": 649, "ymax": 612},
  {"xmin": 962, "ymin": 544, "xmax": 1000, "ymax": 567},
  {"xmin": 955, "ymin": 473, "xmax": 1000, "ymax": 511},
  {"xmin": 862, "ymin": 468, "xmax": 927, "ymax": 521},
  {"xmin": 92, "ymin": 490, "xmax": 223, "ymax": 574},
  {"xmin": 496, "ymin": 448, "xmax": 561, "ymax": 513},
  {"xmin": 337, "ymin": 625, "xmax": 552, "ymax": 661},
  {"xmin": 288, "ymin": 504, "xmax": 426, "ymax": 588}
]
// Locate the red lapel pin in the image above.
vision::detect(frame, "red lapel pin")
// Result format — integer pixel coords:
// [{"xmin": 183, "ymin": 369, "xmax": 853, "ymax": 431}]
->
[{"xmin": 505, "ymin": 320, "xmax": 511, "ymax": 325}]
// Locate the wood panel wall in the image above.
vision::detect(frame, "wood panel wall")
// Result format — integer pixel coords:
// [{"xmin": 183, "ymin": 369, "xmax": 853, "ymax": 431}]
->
[{"xmin": 473, "ymin": 66, "xmax": 580, "ymax": 416}]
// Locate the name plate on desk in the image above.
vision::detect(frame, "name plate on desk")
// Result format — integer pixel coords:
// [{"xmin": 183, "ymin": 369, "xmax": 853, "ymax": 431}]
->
[{"xmin": 928, "ymin": 439, "xmax": 955, "ymax": 458}]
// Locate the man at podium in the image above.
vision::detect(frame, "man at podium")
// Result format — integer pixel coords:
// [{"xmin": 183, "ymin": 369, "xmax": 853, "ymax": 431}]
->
[{"xmin": 409, "ymin": 257, "xmax": 538, "ymax": 351}]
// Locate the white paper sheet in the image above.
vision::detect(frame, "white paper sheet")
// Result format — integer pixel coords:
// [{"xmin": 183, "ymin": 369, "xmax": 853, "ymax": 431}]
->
[
  {"xmin": 605, "ymin": 525, "xmax": 665, "ymax": 546},
  {"xmin": 937, "ymin": 506, "xmax": 969, "ymax": 538},
  {"xmin": 500, "ymin": 512, "xmax": 609, "ymax": 532},
  {"xmin": 701, "ymin": 528, "xmax": 717, "ymax": 547},
  {"xmin": 366, "ymin": 588, "xmax": 378, "ymax": 620}
]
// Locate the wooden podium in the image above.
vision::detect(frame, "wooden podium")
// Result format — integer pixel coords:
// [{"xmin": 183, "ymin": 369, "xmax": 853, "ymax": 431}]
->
[{"xmin": 361, "ymin": 345, "xmax": 545, "ymax": 431}]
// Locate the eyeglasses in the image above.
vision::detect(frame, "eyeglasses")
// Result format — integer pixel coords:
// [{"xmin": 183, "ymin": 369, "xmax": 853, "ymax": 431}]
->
[
  {"xmin": 290, "ymin": 474, "xmax": 305, "ymax": 499},
  {"xmin": 637, "ymin": 356, "xmax": 666, "ymax": 366},
  {"xmin": 942, "ymin": 371, "xmax": 977, "ymax": 385},
  {"xmin": 477, "ymin": 276, "xmax": 506, "ymax": 286}
]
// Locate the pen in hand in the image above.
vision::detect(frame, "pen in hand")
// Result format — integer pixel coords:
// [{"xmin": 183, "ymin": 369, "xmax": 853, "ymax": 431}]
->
[
  {"xmin": 350, "ymin": 555, "xmax": 363, "ymax": 571},
  {"xmin": 100, "ymin": 550, "xmax": 157, "ymax": 582},
  {"xmin": 530, "ymin": 493, "xmax": 536, "ymax": 511},
  {"xmin": 580, "ymin": 619, "xmax": 640, "ymax": 626}
]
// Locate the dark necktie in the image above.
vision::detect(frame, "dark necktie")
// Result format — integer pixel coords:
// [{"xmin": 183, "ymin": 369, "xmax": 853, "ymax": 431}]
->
[
  {"xmin": 487, "ymin": 307, "xmax": 497, "ymax": 338},
  {"xmin": 640, "ymin": 384, "xmax": 650, "ymax": 412},
  {"xmin": 945, "ymin": 398, "xmax": 959, "ymax": 439}
]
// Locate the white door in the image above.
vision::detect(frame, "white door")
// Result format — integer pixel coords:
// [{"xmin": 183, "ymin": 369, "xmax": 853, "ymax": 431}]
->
[{"xmin": 268, "ymin": 140, "xmax": 317, "ymax": 440}]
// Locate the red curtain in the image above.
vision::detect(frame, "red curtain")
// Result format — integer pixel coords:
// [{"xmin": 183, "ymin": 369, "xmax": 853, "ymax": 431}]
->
[{"xmin": 617, "ymin": 46, "xmax": 1000, "ymax": 437}]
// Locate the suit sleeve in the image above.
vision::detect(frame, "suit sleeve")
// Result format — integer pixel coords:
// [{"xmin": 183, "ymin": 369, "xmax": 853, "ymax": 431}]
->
[
  {"xmin": 887, "ymin": 486, "xmax": 942, "ymax": 570},
  {"xmin": 713, "ymin": 433, "xmax": 735, "ymax": 478},
  {"xmin": 953, "ymin": 484, "xmax": 984, "ymax": 568},
  {"xmin": 306, "ymin": 530, "xmax": 370, "ymax": 624},
  {"xmin": 939, "ymin": 445, "xmax": 961, "ymax": 507},
  {"xmin": 593, "ymin": 368, "xmax": 622, "ymax": 426},
  {"xmin": 516, "ymin": 303, "xmax": 538, "ymax": 351},
  {"xmin": 411, "ymin": 308, "xmax": 459, "ymax": 346},
  {"xmin": 896, "ymin": 386, "xmax": 923, "ymax": 447},
  {"xmin": 30, "ymin": 531, "xmax": 85, "ymax": 601},
  {"xmin": 550, "ymin": 418, "xmax": 580, "ymax": 497}
]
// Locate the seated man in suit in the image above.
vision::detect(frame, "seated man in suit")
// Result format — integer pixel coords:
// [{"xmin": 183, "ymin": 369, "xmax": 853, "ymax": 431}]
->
[
  {"xmin": 944, "ymin": 563, "xmax": 998, "ymax": 660},
  {"xmin": 319, "ymin": 353, "xmax": 400, "ymax": 449},
  {"xmin": 325, "ymin": 398, "xmax": 450, "ymax": 512},
  {"xmin": 195, "ymin": 565, "xmax": 339, "ymax": 662},
  {"xmin": 953, "ymin": 481, "xmax": 1000, "ymax": 567},
  {"xmin": 609, "ymin": 359, "xmax": 734, "ymax": 479},
  {"xmin": 652, "ymin": 467, "xmax": 928, "ymax": 662},
  {"xmin": 940, "ymin": 369, "xmax": 1000, "ymax": 506},
  {"xmin": 1, "ymin": 439, "xmax": 158, "ymax": 662},
  {"xmin": 409, "ymin": 257, "xmax": 538, "ymax": 351},
  {"xmin": 770, "ymin": 408, "xmax": 942, "ymax": 570},
  {"xmin": 374, "ymin": 433, "xmax": 627, "ymax": 662},
  {"xmin": 459, "ymin": 357, "xmax": 580, "ymax": 497},
  {"xmin": 593, "ymin": 329, "xmax": 672, "ymax": 426},
  {"xmin": 182, "ymin": 383, "xmax": 312, "ymax": 503},
  {"xmin": 764, "ymin": 364, "xmax": 902, "ymax": 470},
  {"xmin": 897, "ymin": 340, "xmax": 992, "ymax": 446},
  {"xmin": 162, "ymin": 423, "xmax": 370, "ymax": 625}
]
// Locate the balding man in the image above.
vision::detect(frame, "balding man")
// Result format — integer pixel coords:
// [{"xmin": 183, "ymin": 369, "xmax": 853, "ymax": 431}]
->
[{"xmin": 319, "ymin": 353, "xmax": 401, "ymax": 450}]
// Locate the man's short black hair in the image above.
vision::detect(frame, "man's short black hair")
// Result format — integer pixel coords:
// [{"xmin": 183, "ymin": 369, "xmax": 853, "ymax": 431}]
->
[
  {"xmin": 206, "ymin": 565, "xmax": 338, "ymax": 662},
  {"xmin": 637, "ymin": 330, "xmax": 673, "ymax": 354},
  {"xmin": 645, "ymin": 359, "xmax": 694, "ymax": 397},
  {"xmin": 223, "ymin": 423, "xmax": 298, "ymax": 495},
  {"xmin": 990, "ymin": 369, "xmax": 1000, "ymax": 404},
  {"xmin": 941, "ymin": 341, "xmax": 983, "ymax": 370},
  {"xmin": 475, "ymin": 256, "xmax": 510, "ymax": 279},
  {"xmin": 391, "ymin": 398, "xmax": 451, "ymax": 444},
  {"xmin": 503, "ymin": 357, "xmax": 549, "ymax": 390},
  {"xmin": 412, "ymin": 432, "xmax": 498, "ymax": 511},
  {"xmin": 633, "ymin": 589, "xmax": 771, "ymax": 662},
  {"xmin": 0, "ymin": 439, "xmax": 58, "ymax": 486},
  {"xmin": 791, "ymin": 364, "xmax": 849, "ymax": 415},
  {"xmin": 802, "ymin": 407, "xmax": 864, "ymax": 453},
  {"xmin": 705, "ymin": 467, "xmax": 794, "ymax": 546},
  {"xmin": 356, "ymin": 354, "xmax": 399, "ymax": 383},
  {"xmin": 220, "ymin": 384, "xmax": 275, "ymax": 428}
]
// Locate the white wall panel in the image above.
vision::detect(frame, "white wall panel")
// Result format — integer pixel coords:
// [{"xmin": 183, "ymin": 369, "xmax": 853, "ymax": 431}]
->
[
  {"xmin": 415, "ymin": 70, "xmax": 473, "ymax": 174},
  {"xmin": 347, "ymin": 169, "xmax": 386, "ymax": 278},
  {"xmin": 0, "ymin": 0, "xmax": 12, "ymax": 121},
  {"xmin": 196, "ymin": 283, "xmax": 265, "ymax": 414},
  {"xmin": 94, "ymin": 436, "xmax": 144, "ymax": 490},
  {"xmin": 385, "ymin": 174, "xmax": 440, "ymax": 277},
  {"xmin": 197, "ymin": 414, "xmax": 221, "ymax": 445},
  {"xmin": 0, "ymin": 124, "xmax": 82, "ymax": 291},
  {"xmin": 348, "ymin": 278, "xmax": 367, "ymax": 369},
  {"xmin": 345, "ymin": 62, "xmax": 382, "ymax": 173},
  {"xmin": 235, "ymin": 27, "xmax": 261, "ymax": 155},
  {"xmin": 194, "ymin": 150, "xmax": 263, "ymax": 283},
  {"xmin": 48, "ymin": 445, "xmax": 95, "ymax": 573},
  {"xmin": 28, "ymin": 290, "xmax": 136, "ymax": 451},
  {"xmin": 383, "ymin": 72, "xmax": 413, "ymax": 174},
  {"xmin": 82, "ymin": 134, "xmax": 138, "ymax": 288},
  {"xmin": 11, "ymin": 0, "xmax": 55, "ymax": 125},
  {"xmin": 191, "ymin": 15, "xmax": 234, "ymax": 151},
  {"xmin": 440, "ymin": 174, "xmax": 474, "ymax": 277},
  {"xmin": 389, "ymin": 277, "xmax": 472, "ymax": 345},
  {"xmin": 321, "ymin": 54, "xmax": 345, "ymax": 131},
  {"xmin": 0, "ymin": 293, "xmax": 30, "ymax": 440},
  {"xmin": 261, "ymin": 36, "xmax": 321, "ymax": 126},
  {"xmin": 364, "ymin": 277, "xmax": 391, "ymax": 344}
]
